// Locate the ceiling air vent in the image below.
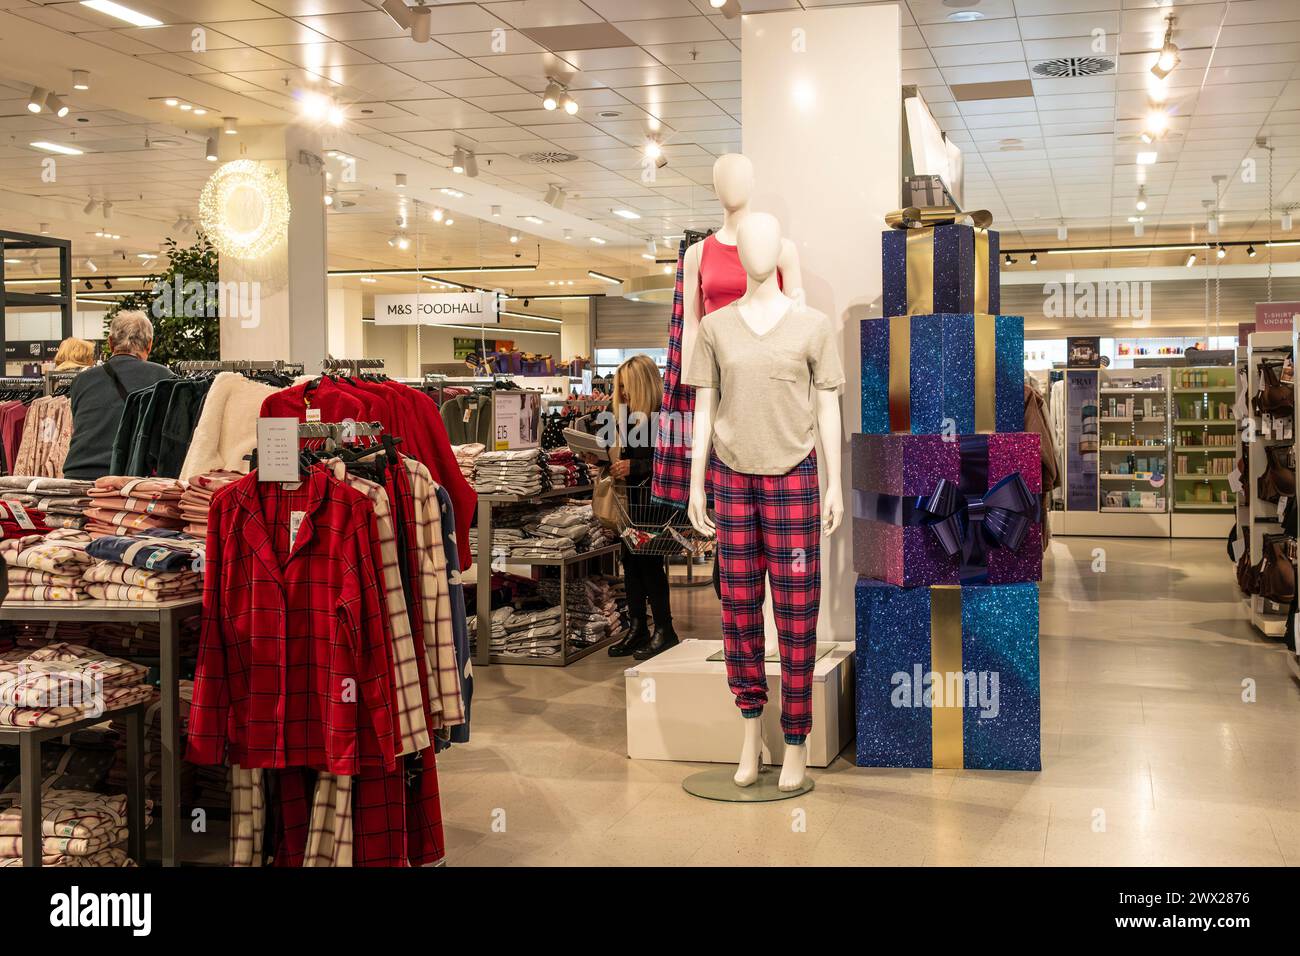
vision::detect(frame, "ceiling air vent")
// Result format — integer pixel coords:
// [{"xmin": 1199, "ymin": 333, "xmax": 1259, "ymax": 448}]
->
[
  {"xmin": 520, "ymin": 150, "xmax": 579, "ymax": 165},
  {"xmin": 1032, "ymin": 57, "xmax": 1115, "ymax": 78}
]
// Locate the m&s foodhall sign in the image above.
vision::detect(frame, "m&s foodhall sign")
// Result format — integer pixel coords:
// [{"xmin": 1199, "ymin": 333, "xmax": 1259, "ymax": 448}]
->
[{"xmin": 372, "ymin": 292, "xmax": 500, "ymax": 326}]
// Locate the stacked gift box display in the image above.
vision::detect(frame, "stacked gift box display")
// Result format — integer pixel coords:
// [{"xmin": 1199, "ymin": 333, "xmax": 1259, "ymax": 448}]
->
[{"xmin": 853, "ymin": 209, "xmax": 1042, "ymax": 772}]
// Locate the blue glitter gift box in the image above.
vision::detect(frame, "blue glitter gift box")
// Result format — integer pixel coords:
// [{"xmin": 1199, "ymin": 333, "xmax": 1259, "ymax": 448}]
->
[
  {"xmin": 854, "ymin": 577, "xmax": 1040, "ymax": 771},
  {"xmin": 882, "ymin": 222, "xmax": 1000, "ymax": 318},
  {"xmin": 860, "ymin": 313, "xmax": 1024, "ymax": 435}
]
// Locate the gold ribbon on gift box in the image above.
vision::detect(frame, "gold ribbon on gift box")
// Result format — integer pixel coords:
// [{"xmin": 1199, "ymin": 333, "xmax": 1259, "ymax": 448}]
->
[
  {"xmin": 930, "ymin": 585, "xmax": 965, "ymax": 769},
  {"xmin": 885, "ymin": 206, "xmax": 997, "ymax": 434}
]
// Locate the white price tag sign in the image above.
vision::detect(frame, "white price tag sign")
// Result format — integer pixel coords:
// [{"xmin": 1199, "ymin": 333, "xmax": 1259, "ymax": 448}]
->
[{"xmin": 256, "ymin": 417, "xmax": 300, "ymax": 483}]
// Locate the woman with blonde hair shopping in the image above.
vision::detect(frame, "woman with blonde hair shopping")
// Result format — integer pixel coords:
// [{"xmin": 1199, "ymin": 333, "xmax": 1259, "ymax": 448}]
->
[{"xmin": 603, "ymin": 354, "xmax": 679, "ymax": 660}]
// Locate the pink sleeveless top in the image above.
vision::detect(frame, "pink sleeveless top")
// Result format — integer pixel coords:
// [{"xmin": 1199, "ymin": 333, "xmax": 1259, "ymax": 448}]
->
[{"xmin": 699, "ymin": 234, "xmax": 780, "ymax": 315}]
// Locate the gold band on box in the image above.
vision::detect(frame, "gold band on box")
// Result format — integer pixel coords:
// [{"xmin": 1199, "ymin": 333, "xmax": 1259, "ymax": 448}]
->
[{"xmin": 930, "ymin": 585, "xmax": 964, "ymax": 769}]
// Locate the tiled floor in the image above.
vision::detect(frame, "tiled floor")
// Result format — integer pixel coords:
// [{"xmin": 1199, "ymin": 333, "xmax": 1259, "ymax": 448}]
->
[{"xmin": 438, "ymin": 537, "xmax": 1300, "ymax": 866}]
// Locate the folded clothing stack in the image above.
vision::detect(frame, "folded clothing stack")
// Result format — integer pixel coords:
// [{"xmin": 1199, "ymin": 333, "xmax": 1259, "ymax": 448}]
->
[
  {"xmin": 0, "ymin": 534, "xmax": 93, "ymax": 601},
  {"xmin": 81, "ymin": 563, "xmax": 203, "ymax": 603},
  {"xmin": 543, "ymin": 448, "xmax": 588, "ymax": 489},
  {"xmin": 468, "ymin": 527, "xmax": 526, "ymax": 565},
  {"xmin": 0, "ymin": 790, "xmax": 145, "ymax": 867},
  {"xmin": 2, "ymin": 617, "xmax": 200, "ymax": 658},
  {"xmin": 509, "ymin": 536, "xmax": 578, "ymax": 560},
  {"xmin": 85, "ymin": 530, "xmax": 204, "ymax": 576},
  {"xmin": 536, "ymin": 572, "xmax": 629, "ymax": 648},
  {"xmin": 0, "ymin": 726, "xmax": 120, "ymax": 799},
  {"xmin": 467, "ymin": 605, "xmax": 515, "ymax": 650},
  {"xmin": 493, "ymin": 605, "xmax": 564, "ymax": 659},
  {"xmin": 0, "ymin": 500, "xmax": 52, "ymax": 536},
  {"xmin": 473, "ymin": 448, "xmax": 545, "ymax": 496},
  {"xmin": 0, "ymin": 476, "xmax": 94, "ymax": 532},
  {"xmin": 453, "ymin": 443, "xmax": 485, "ymax": 482},
  {"xmin": 179, "ymin": 470, "xmax": 241, "ymax": 539},
  {"xmin": 85, "ymin": 476, "xmax": 190, "ymax": 539},
  {"xmin": 0, "ymin": 642, "xmax": 154, "ymax": 728}
]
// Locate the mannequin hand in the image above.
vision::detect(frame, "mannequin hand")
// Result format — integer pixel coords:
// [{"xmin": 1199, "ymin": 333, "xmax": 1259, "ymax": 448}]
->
[
  {"xmin": 688, "ymin": 488, "xmax": 715, "ymax": 537},
  {"xmin": 822, "ymin": 489, "xmax": 843, "ymax": 536}
]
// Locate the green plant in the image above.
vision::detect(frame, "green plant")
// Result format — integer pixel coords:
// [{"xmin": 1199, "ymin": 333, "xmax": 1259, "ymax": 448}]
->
[{"xmin": 102, "ymin": 232, "xmax": 220, "ymax": 364}]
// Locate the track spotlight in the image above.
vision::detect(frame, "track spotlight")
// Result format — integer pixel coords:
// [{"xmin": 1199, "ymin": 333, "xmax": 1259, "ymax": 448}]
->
[
  {"xmin": 1185, "ymin": 252, "xmax": 1196, "ymax": 268},
  {"xmin": 395, "ymin": 172, "xmax": 407, "ymax": 188},
  {"xmin": 1150, "ymin": 17, "xmax": 1180, "ymax": 80},
  {"xmin": 1135, "ymin": 186, "xmax": 1147, "ymax": 212},
  {"xmin": 1029, "ymin": 252, "xmax": 1038, "ymax": 265},
  {"xmin": 711, "ymin": 0, "xmax": 742, "ymax": 16},
  {"xmin": 72, "ymin": 70, "xmax": 89, "ymax": 91},
  {"xmin": 464, "ymin": 150, "xmax": 478, "ymax": 178},
  {"xmin": 432, "ymin": 206, "xmax": 444, "ymax": 222},
  {"xmin": 560, "ymin": 92, "xmax": 578, "ymax": 115},
  {"xmin": 452, "ymin": 147, "xmax": 466, "ymax": 175},
  {"xmin": 645, "ymin": 238, "xmax": 658, "ymax": 258},
  {"xmin": 27, "ymin": 87, "xmax": 47, "ymax": 114},
  {"xmin": 205, "ymin": 137, "xmax": 218, "ymax": 162},
  {"xmin": 1004, "ymin": 252, "xmax": 1013, "ymax": 266},
  {"xmin": 83, "ymin": 278, "xmax": 93, "ymax": 291},
  {"xmin": 409, "ymin": 3, "xmax": 431, "ymax": 42},
  {"xmin": 509, "ymin": 230, "xmax": 520, "ymax": 244},
  {"xmin": 39, "ymin": 223, "xmax": 49, "ymax": 235},
  {"xmin": 323, "ymin": 191, "xmax": 334, "ymax": 206},
  {"xmin": 1247, "ymin": 244, "xmax": 1257, "ymax": 257},
  {"xmin": 1283, "ymin": 211, "xmax": 1293, "ymax": 232},
  {"xmin": 104, "ymin": 279, "xmax": 113, "ymax": 290},
  {"xmin": 223, "ymin": 116, "xmax": 238, "ymax": 135},
  {"xmin": 543, "ymin": 79, "xmax": 563, "ymax": 111},
  {"xmin": 491, "ymin": 205, "xmax": 501, "ymax": 217},
  {"xmin": 83, "ymin": 198, "xmax": 97, "ymax": 215},
  {"xmin": 1057, "ymin": 225, "xmax": 1068, "ymax": 241},
  {"xmin": 1216, "ymin": 244, "xmax": 1226, "ymax": 259},
  {"xmin": 101, "ymin": 201, "xmax": 112, "ymax": 219},
  {"xmin": 85, "ymin": 258, "xmax": 97, "ymax": 272},
  {"xmin": 46, "ymin": 93, "xmax": 69, "ymax": 118},
  {"xmin": 644, "ymin": 138, "xmax": 662, "ymax": 161},
  {"xmin": 380, "ymin": 0, "xmax": 412, "ymax": 29}
]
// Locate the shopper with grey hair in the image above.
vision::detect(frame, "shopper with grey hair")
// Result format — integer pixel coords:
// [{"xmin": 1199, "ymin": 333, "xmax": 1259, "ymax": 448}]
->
[{"xmin": 63, "ymin": 309, "xmax": 173, "ymax": 479}]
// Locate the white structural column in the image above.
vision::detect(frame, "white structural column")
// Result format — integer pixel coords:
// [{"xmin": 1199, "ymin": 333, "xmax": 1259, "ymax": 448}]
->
[
  {"xmin": 216, "ymin": 124, "xmax": 328, "ymax": 367},
  {"xmin": 327, "ymin": 286, "xmax": 365, "ymax": 359},
  {"xmin": 743, "ymin": 6, "xmax": 902, "ymax": 640}
]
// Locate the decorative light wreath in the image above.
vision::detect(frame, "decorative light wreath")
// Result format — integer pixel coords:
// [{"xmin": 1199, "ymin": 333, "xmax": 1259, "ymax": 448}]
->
[{"xmin": 198, "ymin": 159, "xmax": 291, "ymax": 260}]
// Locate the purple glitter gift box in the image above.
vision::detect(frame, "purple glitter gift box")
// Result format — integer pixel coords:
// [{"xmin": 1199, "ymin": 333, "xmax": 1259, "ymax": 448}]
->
[{"xmin": 851, "ymin": 432, "xmax": 1043, "ymax": 587}]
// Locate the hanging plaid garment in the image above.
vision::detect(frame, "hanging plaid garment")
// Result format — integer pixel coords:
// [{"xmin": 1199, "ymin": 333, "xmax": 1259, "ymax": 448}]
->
[{"xmin": 651, "ymin": 240, "xmax": 692, "ymax": 507}]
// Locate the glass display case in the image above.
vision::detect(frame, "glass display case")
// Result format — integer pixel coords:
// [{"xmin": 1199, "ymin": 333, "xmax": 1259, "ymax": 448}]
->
[
  {"xmin": 1170, "ymin": 365, "xmax": 1237, "ymax": 512},
  {"xmin": 1096, "ymin": 368, "xmax": 1169, "ymax": 513}
]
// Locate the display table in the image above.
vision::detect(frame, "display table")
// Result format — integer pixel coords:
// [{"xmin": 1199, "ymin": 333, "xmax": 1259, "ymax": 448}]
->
[
  {"xmin": 0, "ymin": 597, "xmax": 201, "ymax": 866},
  {"xmin": 0, "ymin": 702, "xmax": 146, "ymax": 867},
  {"xmin": 624, "ymin": 638, "xmax": 855, "ymax": 768}
]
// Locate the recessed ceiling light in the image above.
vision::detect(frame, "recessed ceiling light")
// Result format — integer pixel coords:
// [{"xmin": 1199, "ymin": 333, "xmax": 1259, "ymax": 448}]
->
[
  {"xmin": 72, "ymin": 70, "xmax": 90, "ymax": 91},
  {"xmin": 523, "ymin": 215, "xmax": 545, "ymax": 224},
  {"xmin": 613, "ymin": 209, "xmax": 641, "ymax": 220},
  {"xmin": 178, "ymin": 103, "xmax": 192, "ymax": 111},
  {"xmin": 1136, "ymin": 151, "xmax": 1157, "ymax": 165},
  {"xmin": 223, "ymin": 117, "xmax": 238, "ymax": 135},
  {"xmin": 589, "ymin": 236, "xmax": 606, "ymax": 245},
  {"xmin": 31, "ymin": 141, "xmax": 83, "ymax": 155},
  {"xmin": 164, "ymin": 98, "xmax": 178, "ymax": 107},
  {"xmin": 946, "ymin": 10, "xmax": 984, "ymax": 20},
  {"xmin": 80, "ymin": 0, "xmax": 163, "ymax": 27}
]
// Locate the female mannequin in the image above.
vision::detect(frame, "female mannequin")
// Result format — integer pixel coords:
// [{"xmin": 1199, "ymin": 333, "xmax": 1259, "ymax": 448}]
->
[{"xmin": 685, "ymin": 213, "xmax": 844, "ymax": 792}]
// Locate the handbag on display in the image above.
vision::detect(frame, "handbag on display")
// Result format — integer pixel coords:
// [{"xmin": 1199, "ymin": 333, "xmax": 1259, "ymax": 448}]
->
[
  {"xmin": 1256, "ymin": 534, "xmax": 1296, "ymax": 605},
  {"xmin": 1254, "ymin": 361, "xmax": 1294, "ymax": 417},
  {"xmin": 1256, "ymin": 443, "xmax": 1296, "ymax": 504}
]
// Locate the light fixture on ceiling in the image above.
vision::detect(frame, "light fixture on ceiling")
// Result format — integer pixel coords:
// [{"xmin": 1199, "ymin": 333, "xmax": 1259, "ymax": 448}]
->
[
  {"xmin": 1029, "ymin": 252, "xmax": 1038, "ymax": 265},
  {"xmin": 561, "ymin": 92, "xmax": 579, "ymax": 115},
  {"xmin": 83, "ymin": 278, "xmax": 93, "ymax": 291},
  {"xmin": 440, "ymin": 188, "xmax": 465, "ymax": 198},
  {"xmin": 645, "ymin": 238, "xmax": 657, "ymax": 258},
  {"xmin": 1136, "ymin": 186, "xmax": 1147, "ymax": 212},
  {"xmin": 643, "ymin": 137, "xmax": 662, "ymax": 161},
  {"xmin": 27, "ymin": 87, "xmax": 47, "ymax": 114},
  {"xmin": 80, "ymin": 1, "xmax": 163, "ymax": 27},
  {"xmin": 179, "ymin": 103, "xmax": 192, "ymax": 111},
  {"xmin": 1150, "ymin": 17, "xmax": 1180, "ymax": 80},
  {"xmin": 39, "ymin": 223, "xmax": 49, "ymax": 235},
  {"xmin": 72, "ymin": 70, "xmax": 89, "ymax": 91},
  {"xmin": 85, "ymin": 258, "xmax": 97, "ymax": 272},
  {"xmin": 1216, "ymin": 244, "xmax": 1226, "ymax": 259},
  {"xmin": 205, "ymin": 138, "xmax": 218, "ymax": 162},
  {"xmin": 1247, "ymin": 244, "xmax": 1257, "ymax": 257},
  {"xmin": 589, "ymin": 236, "xmax": 607, "ymax": 245},
  {"xmin": 1133, "ymin": 221, "xmax": 1144, "ymax": 237},
  {"xmin": 84, "ymin": 198, "xmax": 98, "ymax": 215},
  {"xmin": 588, "ymin": 270, "xmax": 622, "ymax": 285},
  {"xmin": 946, "ymin": 8, "xmax": 984, "ymax": 21},
  {"xmin": 1140, "ymin": 108, "xmax": 1168, "ymax": 144},
  {"xmin": 563, "ymin": 229, "xmax": 573, "ymax": 241},
  {"xmin": 1206, "ymin": 214, "xmax": 1219, "ymax": 236},
  {"xmin": 31, "ymin": 141, "xmax": 83, "ymax": 156},
  {"xmin": 432, "ymin": 206, "xmax": 444, "ymax": 222},
  {"xmin": 542, "ymin": 79, "xmax": 563, "ymax": 111},
  {"xmin": 223, "ymin": 117, "xmax": 238, "ymax": 135},
  {"xmin": 1136, "ymin": 151, "xmax": 1157, "ymax": 165},
  {"xmin": 543, "ymin": 185, "xmax": 566, "ymax": 210},
  {"xmin": 491, "ymin": 205, "xmax": 502, "ymax": 217},
  {"xmin": 710, "ymin": 0, "xmax": 742, "ymax": 17},
  {"xmin": 522, "ymin": 215, "xmax": 545, "ymax": 225},
  {"xmin": 464, "ymin": 149, "xmax": 478, "ymax": 178},
  {"xmin": 388, "ymin": 233, "xmax": 410, "ymax": 250},
  {"xmin": 100, "ymin": 201, "xmax": 112, "ymax": 220},
  {"xmin": 323, "ymin": 191, "xmax": 334, "ymax": 207},
  {"xmin": 1185, "ymin": 251, "xmax": 1197, "ymax": 267},
  {"xmin": 444, "ymin": 218, "xmax": 454, "ymax": 226},
  {"xmin": 46, "ymin": 93, "xmax": 69, "ymax": 118},
  {"xmin": 379, "ymin": 0, "xmax": 431, "ymax": 42},
  {"xmin": 395, "ymin": 173, "xmax": 407, "ymax": 188},
  {"xmin": 1057, "ymin": 225, "xmax": 1068, "ymax": 241},
  {"xmin": 164, "ymin": 98, "xmax": 178, "ymax": 107},
  {"xmin": 509, "ymin": 230, "xmax": 520, "ymax": 244},
  {"xmin": 613, "ymin": 208, "xmax": 641, "ymax": 220},
  {"xmin": 103, "ymin": 279, "xmax": 112, "ymax": 290},
  {"xmin": 1282, "ymin": 211, "xmax": 1293, "ymax": 231},
  {"xmin": 452, "ymin": 147, "xmax": 466, "ymax": 175},
  {"xmin": 1004, "ymin": 252, "xmax": 1013, "ymax": 265}
]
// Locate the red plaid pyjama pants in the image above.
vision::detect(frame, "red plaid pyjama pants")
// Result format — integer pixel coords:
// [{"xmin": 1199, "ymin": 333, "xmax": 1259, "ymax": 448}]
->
[{"xmin": 709, "ymin": 451, "xmax": 821, "ymax": 743}]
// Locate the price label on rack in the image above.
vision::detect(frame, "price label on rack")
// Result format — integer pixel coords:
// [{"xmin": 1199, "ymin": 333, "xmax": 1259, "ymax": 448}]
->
[{"xmin": 257, "ymin": 417, "xmax": 300, "ymax": 483}]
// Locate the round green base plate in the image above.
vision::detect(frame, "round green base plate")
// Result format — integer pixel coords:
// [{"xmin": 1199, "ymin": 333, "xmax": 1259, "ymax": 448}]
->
[{"xmin": 681, "ymin": 766, "xmax": 815, "ymax": 803}]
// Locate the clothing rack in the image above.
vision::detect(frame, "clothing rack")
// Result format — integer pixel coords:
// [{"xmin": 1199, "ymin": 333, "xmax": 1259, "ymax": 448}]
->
[
  {"xmin": 321, "ymin": 357, "xmax": 385, "ymax": 376},
  {"xmin": 175, "ymin": 360, "xmax": 303, "ymax": 374},
  {"xmin": 298, "ymin": 419, "xmax": 384, "ymax": 450}
]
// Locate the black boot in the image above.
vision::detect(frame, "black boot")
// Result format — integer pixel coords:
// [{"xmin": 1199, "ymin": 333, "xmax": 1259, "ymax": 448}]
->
[
  {"xmin": 633, "ymin": 624, "xmax": 680, "ymax": 660},
  {"xmin": 608, "ymin": 614, "xmax": 651, "ymax": 657}
]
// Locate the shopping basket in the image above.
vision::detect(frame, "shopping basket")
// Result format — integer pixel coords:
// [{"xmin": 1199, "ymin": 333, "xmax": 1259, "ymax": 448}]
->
[{"xmin": 611, "ymin": 482, "xmax": 706, "ymax": 557}]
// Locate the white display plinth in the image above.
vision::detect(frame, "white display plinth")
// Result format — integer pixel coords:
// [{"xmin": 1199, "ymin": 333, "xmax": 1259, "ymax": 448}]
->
[{"xmin": 624, "ymin": 638, "xmax": 854, "ymax": 768}]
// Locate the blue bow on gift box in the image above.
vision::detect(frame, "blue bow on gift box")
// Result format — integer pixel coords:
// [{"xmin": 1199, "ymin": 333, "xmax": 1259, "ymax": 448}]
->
[{"xmin": 917, "ymin": 473, "xmax": 1036, "ymax": 584}]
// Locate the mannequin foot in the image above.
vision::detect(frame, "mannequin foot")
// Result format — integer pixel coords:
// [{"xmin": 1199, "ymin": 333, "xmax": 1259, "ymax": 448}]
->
[
  {"xmin": 779, "ymin": 742, "xmax": 809, "ymax": 792},
  {"xmin": 734, "ymin": 717, "xmax": 763, "ymax": 787}
]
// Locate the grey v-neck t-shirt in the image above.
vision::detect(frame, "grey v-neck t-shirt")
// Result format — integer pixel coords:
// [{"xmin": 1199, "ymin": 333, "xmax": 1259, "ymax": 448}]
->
[{"xmin": 684, "ymin": 301, "xmax": 844, "ymax": 475}]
